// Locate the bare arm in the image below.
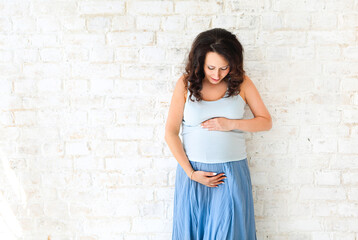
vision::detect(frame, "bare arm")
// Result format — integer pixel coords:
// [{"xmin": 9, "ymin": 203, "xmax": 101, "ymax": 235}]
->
[
  {"xmin": 201, "ymin": 75, "xmax": 272, "ymax": 132},
  {"xmin": 164, "ymin": 75, "xmax": 194, "ymax": 177},
  {"xmin": 165, "ymin": 75, "xmax": 229, "ymax": 187},
  {"xmin": 230, "ymin": 75, "xmax": 272, "ymax": 132}
]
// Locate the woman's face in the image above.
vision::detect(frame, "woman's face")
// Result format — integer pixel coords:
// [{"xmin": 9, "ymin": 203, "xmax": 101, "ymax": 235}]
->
[{"xmin": 203, "ymin": 51, "xmax": 230, "ymax": 85}]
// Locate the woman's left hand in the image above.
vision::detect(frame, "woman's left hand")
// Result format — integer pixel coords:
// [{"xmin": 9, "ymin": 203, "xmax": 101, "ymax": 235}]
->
[{"xmin": 201, "ymin": 117, "xmax": 232, "ymax": 131}]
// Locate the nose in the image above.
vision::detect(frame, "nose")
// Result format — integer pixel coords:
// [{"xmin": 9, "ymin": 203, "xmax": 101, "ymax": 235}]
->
[{"xmin": 213, "ymin": 70, "xmax": 219, "ymax": 78}]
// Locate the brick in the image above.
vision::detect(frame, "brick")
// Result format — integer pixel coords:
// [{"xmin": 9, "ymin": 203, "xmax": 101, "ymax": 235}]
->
[
  {"xmin": 257, "ymin": 31, "xmax": 306, "ymax": 46},
  {"xmin": 107, "ymin": 32, "xmax": 154, "ymax": 47},
  {"xmin": 12, "ymin": 17, "xmax": 36, "ymax": 32},
  {"xmin": 265, "ymin": 46, "xmax": 290, "ymax": 61},
  {"xmin": 14, "ymin": 111, "xmax": 37, "ymax": 126},
  {"xmin": 64, "ymin": 47, "xmax": 89, "ymax": 61},
  {"xmin": 0, "ymin": 111, "xmax": 13, "ymax": 126},
  {"xmin": 284, "ymin": 13, "xmax": 311, "ymax": 29},
  {"xmin": 142, "ymin": 201, "xmax": 166, "ymax": 217},
  {"xmin": 37, "ymin": 16, "xmax": 60, "ymax": 32},
  {"xmin": 139, "ymin": 141, "xmax": 162, "ymax": 156},
  {"xmin": 62, "ymin": 17, "xmax": 86, "ymax": 31},
  {"xmin": 312, "ymin": 138, "xmax": 337, "ymax": 153},
  {"xmin": 89, "ymin": 78, "xmax": 114, "ymax": 94},
  {"xmin": 315, "ymin": 170, "xmax": 341, "ymax": 185},
  {"xmin": 341, "ymin": 77, "xmax": 358, "ymax": 91},
  {"xmin": 132, "ymin": 217, "xmax": 169, "ymax": 233},
  {"xmin": 273, "ymin": 0, "xmax": 325, "ymax": 12},
  {"xmin": 139, "ymin": 47, "xmax": 165, "ymax": 63},
  {"xmin": 62, "ymin": 33, "xmax": 105, "ymax": 47},
  {"xmin": 142, "ymin": 169, "xmax": 168, "ymax": 186},
  {"xmin": 212, "ymin": 15, "xmax": 237, "ymax": 29},
  {"xmin": 311, "ymin": 13, "xmax": 337, "ymax": 30},
  {"xmin": 128, "ymin": 1, "xmax": 173, "ymax": 15},
  {"xmin": 86, "ymin": 16, "xmax": 111, "ymax": 32},
  {"xmin": 31, "ymin": 1, "xmax": 77, "ymax": 16},
  {"xmin": 342, "ymin": 172, "xmax": 358, "ymax": 185},
  {"xmin": 299, "ymin": 186, "xmax": 346, "ymax": 200},
  {"xmin": 94, "ymin": 141, "xmax": 116, "ymax": 158},
  {"xmin": 71, "ymin": 63, "xmax": 120, "ymax": 78},
  {"xmin": 291, "ymin": 46, "xmax": 315, "ymax": 60},
  {"xmin": 338, "ymin": 14, "xmax": 358, "ymax": 30},
  {"xmin": 121, "ymin": 64, "xmax": 170, "ymax": 80},
  {"xmin": 348, "ymin": 188, "xmax": 358, "ymax": 201},
  {"xmin": 89, "ymin": 47, "xmax": 114, "ymax": 63},
  {"xmin": 343, "ymin": 46, "xmax": 358, "ymax": 60},
  {"xmin": 186, "ymin": 16, "xmax": 211, "ymax": 30},
  {"xmin": 65, "ymin": 141, "xmax": 90, "ymax": 156},
  {"xmin": 44, "ymin": 200, "xmax": 69, "ymax": 218},
  {"xmin": 112, "ymin": 16, "xmax": 135, "ymax": 31},
  {"xmin": 106, "ymin": 126, "xmax": 153, "ymax": 140},
  {"xmin": 107, "ymin": 188, "xmax": 154, "ymax": 202},
  {"xmin": 39, "ymin": 48, "xmax": 62, "ymax": 62},
  {"xmin": 0, "ymin": 17, "xmax": 12, "ymax": 32},
  {"xmin": 337, "ymin": 202, "xmax": 358, "ymax": 217},
  {"xmin": 114, "ymin": 48, "xmax": 139, "ymax": 62},
  {"xmin": 136, "ymin": 16, "xmax": 161, "ymax": 31},
  {"xmin": 161, "ymin": 16, "xmax": 185, "ymax": 31},
  {"xmin": 308, "ymin": 31, "xmax": 356, "ymax": 45},
  {"xmin": 165, "ymin": 47, "xmax": 187, "ymax": 63},
  {"xmin": 73, "ymin": 156, "xmax": 100, "ymax": 170},
  {"xmin": 342, "ymin": 108, "xmax": 358, "ymax": 124},
  {"xmin": 261, "ymin": 14, "xmax": 284, "ymax": 31},
  {"xmin": 83, "ymin": 219, "xmax": 130, "ymax": 236},
  {"xmin": 79, "ymin": 1, "xmax": 125, "ymax": 15},
  {"xmin": 114, "ymin": 141, "xmax": 137, "ymax": 156},
  {"xmin": 175, "ymin": 1, "xmax": 221, "ymax": 15}
]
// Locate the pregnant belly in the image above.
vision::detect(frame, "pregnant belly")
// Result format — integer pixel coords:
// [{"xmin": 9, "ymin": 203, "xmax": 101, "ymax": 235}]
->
[{"xmin": 181, "ymin": 125, "xmax": 246, "ymax": 160}]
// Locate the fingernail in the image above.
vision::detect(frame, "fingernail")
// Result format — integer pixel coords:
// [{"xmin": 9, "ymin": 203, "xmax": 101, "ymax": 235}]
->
[{"xmin": 213, "ymin": 172, "xmax": 217, "ymax": 176}]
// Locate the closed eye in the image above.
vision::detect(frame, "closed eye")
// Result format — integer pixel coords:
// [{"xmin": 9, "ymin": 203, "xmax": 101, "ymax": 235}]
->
[{"xmin": 208, "ymin": 66, "xmax": 229, "ymax": 70}]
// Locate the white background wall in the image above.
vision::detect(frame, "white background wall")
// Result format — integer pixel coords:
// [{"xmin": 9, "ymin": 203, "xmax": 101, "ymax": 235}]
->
[{"xmin": 0, "ymin": 0, "xmax": 357, "ymax": 239}]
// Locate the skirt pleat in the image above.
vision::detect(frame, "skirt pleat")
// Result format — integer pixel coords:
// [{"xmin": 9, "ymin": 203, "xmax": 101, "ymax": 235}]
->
[{"xmin": 172, "ymin": 158, "xmax": 257, "ymax": 240}]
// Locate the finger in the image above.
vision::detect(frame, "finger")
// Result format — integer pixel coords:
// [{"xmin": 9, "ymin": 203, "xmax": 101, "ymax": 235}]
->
[
  {"xmin": 206, "ymin": 172, "xmax": 218, "ymax": 177},
  {"xmin": 208, "ymin": 183, "xmax": 219, "ymax": 187},
  {"xmin": 211, "ymin": 178, "xmax": 225, "ymax": 185},
  {"xmin": 212, "ymin": 173, "xmax": 226, "ymax": 180},
  {"xmin": 212, "ymin": 173, "xmax": 225, "ymax": 177}
]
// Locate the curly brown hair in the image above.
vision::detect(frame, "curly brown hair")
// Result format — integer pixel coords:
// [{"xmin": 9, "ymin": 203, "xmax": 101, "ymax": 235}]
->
[{"xmin": 183, "ymin": 28, "xmax": 245, "ymax": 102}]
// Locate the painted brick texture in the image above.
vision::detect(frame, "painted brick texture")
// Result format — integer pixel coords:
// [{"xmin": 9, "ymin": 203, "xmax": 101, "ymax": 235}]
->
[{"xmin": 0, "ymin": 0, "xmax": 357, "ymax": 239}]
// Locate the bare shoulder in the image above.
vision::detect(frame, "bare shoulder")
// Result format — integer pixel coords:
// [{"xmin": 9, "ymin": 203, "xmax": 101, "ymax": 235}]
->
[
  {"xmin": 171, "ymin": 73, "xmax": 187, "ymax": 108},
  {"xmin": 240, "ymin": 74, "xmax": 253, "ymax": 104},
  {"xmin": 178, "ymin": 74, "xmax": 187, "ymax": 97},
  {"xmin": 165, "ymin": 74, "xmax": 187, "ymax": 135},
  {"xmin": 179, "ymin": 74, "xmax": 188, "ymax": 102},
  {"xmin": 241, "ymin": 74, "xmax": 271, "ymax": 120}
]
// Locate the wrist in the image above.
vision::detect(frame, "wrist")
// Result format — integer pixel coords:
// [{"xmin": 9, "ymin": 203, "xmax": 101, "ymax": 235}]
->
[
  {"xmin": 228, "ymin": 119, "xmax": 235, "ymax": 131},
  {"xmin": 189, "ymin": 169, "xmax": 196, "ymax": 180}
]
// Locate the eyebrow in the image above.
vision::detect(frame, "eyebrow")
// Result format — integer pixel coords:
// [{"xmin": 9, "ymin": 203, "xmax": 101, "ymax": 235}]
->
[{"xmin": 207, "ymin": 64, "xmax": 229, "ymax": 68}]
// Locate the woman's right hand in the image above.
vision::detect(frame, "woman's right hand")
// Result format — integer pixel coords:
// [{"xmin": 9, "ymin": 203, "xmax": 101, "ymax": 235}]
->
[{"xmin": 191, "ymin": 171, "xmax": 226, "ymax": 187}]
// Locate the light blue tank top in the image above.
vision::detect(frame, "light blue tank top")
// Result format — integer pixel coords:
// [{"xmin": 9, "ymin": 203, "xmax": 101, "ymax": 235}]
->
[{"xmin": 181, "ymin": 83, "xmax": 247, "ymax": 163}]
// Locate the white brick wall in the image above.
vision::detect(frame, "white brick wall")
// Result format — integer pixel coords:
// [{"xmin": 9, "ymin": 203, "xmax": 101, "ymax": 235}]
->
[{"xmin": 0, "ymin": 0, "xmax": 357, "ymax": 239}]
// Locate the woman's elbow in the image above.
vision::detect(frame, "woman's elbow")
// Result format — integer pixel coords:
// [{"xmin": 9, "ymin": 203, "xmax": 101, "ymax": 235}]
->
[{"xmin": 164, "ymin": 129, "xmax": 179, "ymax": 142}]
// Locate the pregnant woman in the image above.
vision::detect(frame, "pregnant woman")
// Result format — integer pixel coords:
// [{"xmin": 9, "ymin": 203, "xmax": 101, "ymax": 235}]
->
[{"xmin": 164, "ymin": 28, "xmax": 272, "ymax": 240}]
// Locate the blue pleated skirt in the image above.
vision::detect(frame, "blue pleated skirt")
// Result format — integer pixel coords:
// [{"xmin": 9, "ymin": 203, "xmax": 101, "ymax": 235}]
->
[{"xmin": 172, "ymin": 158, "xmax": 257, "ymax": 240}]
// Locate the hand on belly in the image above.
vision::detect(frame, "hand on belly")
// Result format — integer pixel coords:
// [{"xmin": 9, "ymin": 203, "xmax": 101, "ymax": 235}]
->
[{"xmin": 200, "ymin": 117, "xmax": 232, "ymax": 131}]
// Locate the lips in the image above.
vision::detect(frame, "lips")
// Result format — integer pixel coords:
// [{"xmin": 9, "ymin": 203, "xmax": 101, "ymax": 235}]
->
[{"xmin": 211, "ymin": 77, "xmax": 219, "ymax": 81}]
